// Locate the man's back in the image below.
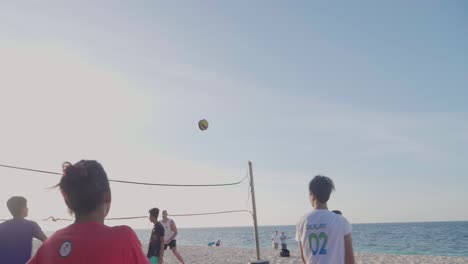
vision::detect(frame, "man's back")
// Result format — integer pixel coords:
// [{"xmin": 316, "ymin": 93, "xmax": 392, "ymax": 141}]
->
[
  {"xmin": 29, "ymin": 222, "xmax": 147, "ymax": 264},
  {"xmin": 0, "ymin": 219, "xmax": 41, "ymax": 264},
  {"xmin": 296, "ymin": 209, "xmax": 352, "ymax": 264}
]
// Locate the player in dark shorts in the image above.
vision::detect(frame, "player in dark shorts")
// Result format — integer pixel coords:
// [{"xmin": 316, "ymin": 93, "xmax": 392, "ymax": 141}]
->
[
  {"xmin": 160, "ymin": 210, "xmax": 185, "ymax": 264},
  {"xmin": 164, "ymin": 240, "xmax": 177, "ymax": 250}
]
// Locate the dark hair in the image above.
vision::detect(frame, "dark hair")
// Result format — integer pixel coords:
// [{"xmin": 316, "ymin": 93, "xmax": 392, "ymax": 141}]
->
[
  {"xmin": 332, "ymin": 210, "xmax": 342, "ymax": 215},
  {"xmin": 7, "ymin": 196, "xmax": 27, "ymax": 217},
  {"xmin": 309, "ymin": 175, "xmax": 335, "ymax": 204},
  {"xmin": 149, "ymin": 208, "xmax": 160, "ymax": 219},
  {"xmin": 59, "ymin": 160, "xmax": 110, "ymax": 215}
]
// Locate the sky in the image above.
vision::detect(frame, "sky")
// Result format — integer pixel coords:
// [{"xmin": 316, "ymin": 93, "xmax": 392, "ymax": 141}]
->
[{"xmin": 0, "ymin": 1, "xmax": 467, "ymax": 230}]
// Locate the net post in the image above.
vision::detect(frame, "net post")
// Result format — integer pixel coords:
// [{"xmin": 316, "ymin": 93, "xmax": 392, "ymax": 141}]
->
[{"xmin": 249, "ymin": 161, "xmax": 269, "ymax": 264}]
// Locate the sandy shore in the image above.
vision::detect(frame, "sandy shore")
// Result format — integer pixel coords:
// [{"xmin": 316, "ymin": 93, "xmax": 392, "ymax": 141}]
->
[
  {"xmin": 33, "ymin": 241, "xmax": 468, "ymax": 263},
  {"xmin": 159, "ymin": 246, "xmax": 467, "ymax": 264}
]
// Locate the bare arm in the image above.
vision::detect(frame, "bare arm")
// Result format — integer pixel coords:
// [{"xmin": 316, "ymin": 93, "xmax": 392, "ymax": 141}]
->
[
  {"xmin": 344, "ymin": 234, "xmax": 355, "ymax": 264},
  {"xmin": 168, "ymin": 221, "xmax": 178, "ymax": 242},
  {"xmin": 159, "ymin": 236, "xmax": 165, "ymax": 263},
  {"xmin": 299, "ymin": 241, "xmax": 306, "ymax": 264},
  {"xmin": 34, "ymin": 231, "xmax": 47, "ymax": 242}
]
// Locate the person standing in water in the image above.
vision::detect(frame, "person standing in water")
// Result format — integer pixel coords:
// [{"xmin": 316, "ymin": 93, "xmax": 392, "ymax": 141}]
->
[
  {"xmin": 280, "ymin": 232, "xmax": 288, "ymax": 250},
  {"xmin": 160, "ymin": 210, "xmax": 185, "ymax": 264},
  {"xmin": 272, "ymin": 231, "xmax": 280, "ymax": 250}
]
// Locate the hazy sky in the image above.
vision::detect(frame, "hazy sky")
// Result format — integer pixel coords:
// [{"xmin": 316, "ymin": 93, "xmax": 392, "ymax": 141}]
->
[{"xmin": 0, "ymin": 1, "xmax": 467, "ymax": 230}]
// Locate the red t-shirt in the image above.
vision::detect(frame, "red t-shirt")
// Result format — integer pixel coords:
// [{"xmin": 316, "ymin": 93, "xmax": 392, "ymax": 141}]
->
[{"xmin": 28, "ymin": 222, "xmax": 148, "ymax": 264}]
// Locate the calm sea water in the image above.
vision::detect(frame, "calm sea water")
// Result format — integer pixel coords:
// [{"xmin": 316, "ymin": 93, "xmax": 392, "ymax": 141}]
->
[{"xmin": 134, "ymin": 221, "xmax": 468, "ymax": 257}]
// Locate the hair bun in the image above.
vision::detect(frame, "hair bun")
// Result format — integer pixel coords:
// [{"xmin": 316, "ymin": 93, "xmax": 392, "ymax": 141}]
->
[
  {"xmin": 64, "ymin": 163, "xmax": 89, "ymax": 179},
  {"xmin": 62, "ymin": 162, "xmax": 72, "ymax": 173}
]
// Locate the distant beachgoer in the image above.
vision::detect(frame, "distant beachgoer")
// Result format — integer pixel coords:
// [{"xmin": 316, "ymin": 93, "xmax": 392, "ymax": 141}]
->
[
  {"xmin": 0, "ymin": 196, "xmax": 47, "ymax": 264},
  {"xmin": 332, "ymin": 210, "xmax": 342, "ymax": 215},
  {"xmin": 208, "ymin": 240, "xmax": 221, "ymax": 247},
  {"xmin": 160, "ymin": 210, "xmax": 185, "ymax": 264},
  {"xmin": 272, "ymin": 230, "xmax": 280, "ymax": 249},
  {"xmin": 296, "ymin": 175, "xmax": 355, "ymax": 264},
  {"xmin": 148, "ymin": 208, "xmax": 165, "ymax": 264},
  {"xmin": 28, "ymin": 160, "xmax": 148, "ymax": 264},
  {"xmin": 280, "ymin": 232, "xmax": 287, "ymax": 250}
]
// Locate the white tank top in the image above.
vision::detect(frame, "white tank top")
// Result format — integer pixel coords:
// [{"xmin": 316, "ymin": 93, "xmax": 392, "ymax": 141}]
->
[{"xmin": 160, "ymin": 218, "xmax": 174, "ymax": 241}]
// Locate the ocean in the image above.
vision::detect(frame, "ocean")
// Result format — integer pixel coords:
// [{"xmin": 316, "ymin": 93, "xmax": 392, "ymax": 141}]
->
[{"xmin": 134, "ymin": 221, "xmax": 468, "ymax": 257}]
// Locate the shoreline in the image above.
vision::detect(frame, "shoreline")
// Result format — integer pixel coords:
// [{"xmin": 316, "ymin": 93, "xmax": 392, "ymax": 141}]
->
[
  {"xmin": 32, "ymin": 242, "xmax": 468, "ymax": 263},
  {"xmin": 145, "ymin": 246, "xmax": 468, "ymax": 264},
  {"xmin": 41, "ymin": 220, "xmax": 468, "ymax": 232}
]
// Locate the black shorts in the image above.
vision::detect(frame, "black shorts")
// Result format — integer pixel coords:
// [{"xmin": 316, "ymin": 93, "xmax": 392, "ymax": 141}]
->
[{"xmin": 164, "ymin": 240, "xmax": 177, "ymax": 250}]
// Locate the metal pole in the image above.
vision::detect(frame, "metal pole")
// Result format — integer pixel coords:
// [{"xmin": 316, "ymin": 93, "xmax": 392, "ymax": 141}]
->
[{"xmin": 249, "ymin": 161, "xmax": 261, "ymax": 260}]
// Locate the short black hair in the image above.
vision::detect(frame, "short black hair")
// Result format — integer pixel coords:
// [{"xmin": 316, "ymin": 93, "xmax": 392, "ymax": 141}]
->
[
  {"xmin": 7, "ymin": 196, "xmax": 27, "ymax": 217},
  {"xmin": 309, "ymin": 175, "xmax": 335, "ymax": 204},
  {"xmin": 59, "ymin": 160, "xmax": 110, "ymax": 215},
  {"xmin": 149, "ymin": 208, "xmax": 160, "ymax": 219}
]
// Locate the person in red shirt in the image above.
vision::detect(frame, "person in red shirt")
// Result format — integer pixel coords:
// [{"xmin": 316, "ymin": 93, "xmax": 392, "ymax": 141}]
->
[{"xmin": 28, "ymin": 160, "xmax": 148, "ymax": 264}]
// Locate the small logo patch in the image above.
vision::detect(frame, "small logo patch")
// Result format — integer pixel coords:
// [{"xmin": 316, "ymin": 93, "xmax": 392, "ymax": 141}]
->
[{"xmin": 59, "ymin": 241, "xmax": 72, "ymax": 257}]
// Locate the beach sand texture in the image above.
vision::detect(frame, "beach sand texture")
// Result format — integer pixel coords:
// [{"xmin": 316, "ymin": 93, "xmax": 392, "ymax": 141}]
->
[
  {"xmin": 160, "ymin": 246, "xmax": 468, "ymax": 264},
  {"xmin": 32, "ymin": 241, "xmax": 468, "ymax": 263}
]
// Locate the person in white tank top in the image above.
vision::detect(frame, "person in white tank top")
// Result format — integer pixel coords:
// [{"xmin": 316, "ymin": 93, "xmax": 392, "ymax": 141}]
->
[
  {"xmin": 296, "ymin": 175, "xmax": 355, "ymax": 264},
  {"xmin": 160, "ymin": 210, "xmax": 185, "ymax": 264}
]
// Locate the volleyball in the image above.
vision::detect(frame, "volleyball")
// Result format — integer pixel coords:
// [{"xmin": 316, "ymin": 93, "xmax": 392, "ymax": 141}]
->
[{"xmin": 198, "ymin": 119, "xmax": 209, "ymax": 131}]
